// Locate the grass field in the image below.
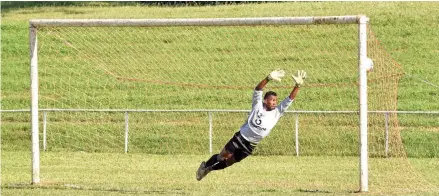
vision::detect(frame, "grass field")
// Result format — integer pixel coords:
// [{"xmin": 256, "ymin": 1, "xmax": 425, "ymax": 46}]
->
[
  {"xmin": 2, "ymin": 151, "xmax": 439, "ymax": 196},
  {"xmin": 2, "ymin": 2, "xmax": 439, "ymax": 195}
]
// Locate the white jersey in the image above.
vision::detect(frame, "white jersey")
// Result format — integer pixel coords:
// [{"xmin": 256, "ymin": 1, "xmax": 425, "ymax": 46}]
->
[{"xmin": 240, "ymin": 90, "xmax": 294, "ymax": 144}]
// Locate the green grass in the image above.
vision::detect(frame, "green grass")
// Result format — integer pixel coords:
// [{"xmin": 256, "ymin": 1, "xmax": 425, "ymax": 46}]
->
[
  {"xmin": 3, "ymin": 111, "xmax": 436, "ymax": 158},
  {"xmin": 2, "ymin": 2, "xmax": 439, "ymax": 110},
  {"xmin": 2, "ymin": 2, "xmax": 439, "ymax": 195},
  {"xmin": 2, "ymin": 151, "xmax": 439, "ymax": 196}
]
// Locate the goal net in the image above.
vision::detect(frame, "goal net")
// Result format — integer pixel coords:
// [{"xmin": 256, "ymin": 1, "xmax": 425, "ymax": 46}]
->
[{"xmin": 29, "ymin": 16, "xmax": 435, "ymax": 193}]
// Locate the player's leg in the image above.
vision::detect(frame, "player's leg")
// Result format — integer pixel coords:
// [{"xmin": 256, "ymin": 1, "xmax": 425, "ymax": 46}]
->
[
  {"xmin": 204, "ymin": 148, "xmax": 229, "ymax": 169},
  {"xmin": 209, "ymin": 147, "xmax": 234, "ymax": 170},
  {"xmin": 210, "ymin": 147, "xmax": 252, "ymax": 170},
  {"xmin": 197, "ymin": 147, "xmax": 232, "ymax": 181},
  {"xmin": 204, "ymin": 131, "xmax": 237, "ymax": 168},
  {"xmin": 217, "ymin": 134, "xmax": 256, "ymax": 169},
  {"xmin": 196, "ymin": 131, "xmax": 254, "ymax": 181},
  {"xmin": 210, "ymin": 136, "xmax": 255, "ymax": 170},
  {"xmin": 196, "ymin": 133, "xmax": 237, "ymax": 181}
]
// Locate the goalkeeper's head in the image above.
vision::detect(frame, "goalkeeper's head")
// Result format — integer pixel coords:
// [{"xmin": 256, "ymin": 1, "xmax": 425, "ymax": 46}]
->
[{"xmin": 263, "ymin": 91, "xmax": 278, "ymax": 111}]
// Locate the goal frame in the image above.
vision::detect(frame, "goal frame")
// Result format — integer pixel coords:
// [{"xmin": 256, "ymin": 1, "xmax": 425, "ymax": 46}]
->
[{"xmin": 29, "ymin": 15, "xmax": 370, "ymax": 191}]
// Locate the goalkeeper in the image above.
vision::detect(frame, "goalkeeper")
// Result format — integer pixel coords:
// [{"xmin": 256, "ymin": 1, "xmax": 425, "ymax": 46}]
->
[{"xmin": 196, "ymin": 69, "xmax": 307, "ymax": 181}]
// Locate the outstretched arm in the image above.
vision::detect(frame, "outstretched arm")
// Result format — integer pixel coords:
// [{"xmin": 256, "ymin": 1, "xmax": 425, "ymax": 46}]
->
[
  {"xmin": 289, "ymin": 86, "xmax": 300, "ymax": 100},
  {"xmin": 289, "ymin": 70, "xmax": 307, "ymax": 100},
  {"xmin": 255, "ymin": 69, "xmax": 285, "ymax": 91},
  {"xmin": 255, "ymin": 77, "xmax": 270, "ymax": 91}
]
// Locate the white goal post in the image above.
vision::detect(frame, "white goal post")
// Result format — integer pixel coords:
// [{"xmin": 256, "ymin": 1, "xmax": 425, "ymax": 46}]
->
[{"xmin": 29, "ymin": 15, "xmax": 370, "ymax": 191}]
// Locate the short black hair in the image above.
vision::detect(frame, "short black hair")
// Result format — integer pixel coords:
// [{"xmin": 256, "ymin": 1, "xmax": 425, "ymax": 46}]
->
[{"xmin": 264, "ymin": 91, "xmax": 277, "ymax": 100}]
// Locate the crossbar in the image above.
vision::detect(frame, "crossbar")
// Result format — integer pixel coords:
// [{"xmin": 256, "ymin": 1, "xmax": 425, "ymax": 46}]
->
[{"xmin": 30, "ymin": 16, "xmax": 361, "ymax": 27}]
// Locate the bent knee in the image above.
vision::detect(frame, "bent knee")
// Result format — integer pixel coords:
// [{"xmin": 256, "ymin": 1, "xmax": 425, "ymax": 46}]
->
[
  {"xmin": 218, "ymin": 150, "xmax": 233, "ymax": 161},
  {"xmin": 219, "ymin": 153, "xmax": 232, "ymax": 161},
  {"xmin": 226, "ymin": 157, "xmax": 237, "ymax": 165}
]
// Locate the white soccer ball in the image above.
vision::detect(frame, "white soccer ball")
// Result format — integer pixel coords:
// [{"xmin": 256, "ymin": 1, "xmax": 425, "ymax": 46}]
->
[{"xmin": 364, "ymin": 58, "xmax": 374, "ymax": 72}]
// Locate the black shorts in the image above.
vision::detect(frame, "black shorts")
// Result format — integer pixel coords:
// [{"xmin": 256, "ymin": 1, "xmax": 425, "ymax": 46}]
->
[{"xmin": 224, "ymin": 131, "xmax": 257, "ymax": 162}]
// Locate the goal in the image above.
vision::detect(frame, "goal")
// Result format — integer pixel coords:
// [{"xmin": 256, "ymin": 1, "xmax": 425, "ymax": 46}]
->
[{"xmin": 29, "ymin": 16, "xmax": 398, "ymax": 192}]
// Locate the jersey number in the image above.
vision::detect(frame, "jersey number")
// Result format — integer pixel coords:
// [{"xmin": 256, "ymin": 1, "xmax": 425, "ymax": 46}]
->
[{"xmin": 255, "ymin": 113, "xmax": 263, "ymax": 125}]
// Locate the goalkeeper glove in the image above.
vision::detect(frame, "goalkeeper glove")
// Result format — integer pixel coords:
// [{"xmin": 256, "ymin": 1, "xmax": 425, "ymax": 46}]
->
[
  {"xmin": 292, "ymin": 70, "xmax": 307, "ymax": 87},
  {"xmin": 267, "ymin": 69, "xmax": 286, "ymax": 82}
]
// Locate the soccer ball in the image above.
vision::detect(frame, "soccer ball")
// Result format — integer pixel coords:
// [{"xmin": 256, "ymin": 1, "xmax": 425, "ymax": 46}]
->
[{"xmin": 364, "ymin": 57, "xmax": 374, "ymax": 72}]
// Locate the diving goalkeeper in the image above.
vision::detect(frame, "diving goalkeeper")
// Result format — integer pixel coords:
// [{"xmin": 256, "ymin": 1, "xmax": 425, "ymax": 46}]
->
[{"xmin": 196, "ymin": 69, "xmax": 307, "ymax": 181}]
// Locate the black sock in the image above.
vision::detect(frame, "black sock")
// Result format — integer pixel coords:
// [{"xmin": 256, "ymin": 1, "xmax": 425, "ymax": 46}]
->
[
  {"xmin": 212, "ymin": 160, "xmax": 228, "ymax": 170},
  {"xmin": 205, "ymin": 154, "xmax": 219, "ymax": 168}
]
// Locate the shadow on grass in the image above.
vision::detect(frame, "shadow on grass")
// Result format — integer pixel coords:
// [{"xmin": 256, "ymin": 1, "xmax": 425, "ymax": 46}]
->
[
  {"xmin": 2, "ymin": 183, "xmax": 185, "ymax": 195},
  {"xmin": 297, "ymin": 189, "xmax": 365, "ymax": 194},
  {"xmin": 1, "ymin": 2, "xmax": 80, "ymax": 13},
  {"xmin": 1, "ymin": 1, "xmax": 268, "ymax": 13},
  {"xmin": 297, "ymin": 188, "xmax": 332, "ymax": 194}
]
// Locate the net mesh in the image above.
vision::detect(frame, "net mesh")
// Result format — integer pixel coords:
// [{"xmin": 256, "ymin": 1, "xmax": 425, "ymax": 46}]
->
[{"xmin": 31, "ymin": 20, "xmax": 437, "ymax": 193}]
